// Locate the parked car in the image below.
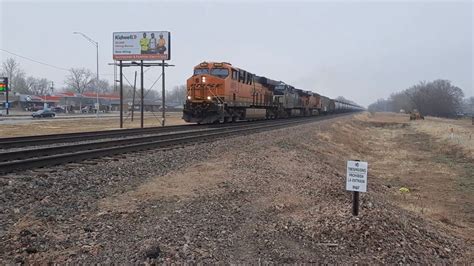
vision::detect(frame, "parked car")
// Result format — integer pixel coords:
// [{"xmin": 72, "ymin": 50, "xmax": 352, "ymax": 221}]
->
[
  {"xmin": 32, "ymin": 109, "xmax": 56, "ymax": 118},
  {"xmin": 51, "ymin": 106, "xmax": 66, "ymax": 113},
  {"xmin": 81, "ymin": 106, "xmax": 96, "ymax": 113},
  {"xmin": 28, "ymin": 105, "xmax": 44, "ymax": 112}
]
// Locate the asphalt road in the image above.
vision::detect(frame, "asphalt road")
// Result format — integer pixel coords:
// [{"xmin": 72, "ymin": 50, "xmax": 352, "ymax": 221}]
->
[{"xmin": 0, "ymin": 112, "xmax": 181, "ymax": 125}]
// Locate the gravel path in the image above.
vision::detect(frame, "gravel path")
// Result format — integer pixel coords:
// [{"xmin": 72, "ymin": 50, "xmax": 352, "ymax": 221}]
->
[{"xmin": 0, "ymin": 115, "xmax": 468, "ymax": 263}]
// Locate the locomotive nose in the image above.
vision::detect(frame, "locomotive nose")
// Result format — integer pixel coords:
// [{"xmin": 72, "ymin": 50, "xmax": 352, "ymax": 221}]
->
[
  {"xmin": 188, "ymin": 74, "xmax": 222, "ymax": 101},
  {"xmin": 195, "ymin": 75, "xmax": 210, "ymax": 84}
]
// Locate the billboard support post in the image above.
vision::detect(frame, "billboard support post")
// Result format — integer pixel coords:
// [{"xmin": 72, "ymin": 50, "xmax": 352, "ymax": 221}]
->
[
  {"xmin": 140, "ymin": 61, "xmax": 144, "ymax": 128},
  {"xmin": 131, "ymin": 71, "xmax": 137, "ymax": 122},
  {"xmin": 119, "ymin": 61, "xmax": 123, "ymax": 128},
  {"xmin": 162, "ymin": 60, "xmax": 165, "ymax": 127}
]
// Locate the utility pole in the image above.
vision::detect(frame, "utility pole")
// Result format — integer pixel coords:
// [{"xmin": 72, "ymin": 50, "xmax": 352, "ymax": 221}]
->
[
  {"xmin": 73, "ymin": 31, "xmax": 99, "ymax": 118},
  {"xmin": 162, "ymin": 60, "xmax": 165, "ymax": 126},
  {"xmin": 96, "ymin": 41, "xmax": 100, "ymax": 116}
]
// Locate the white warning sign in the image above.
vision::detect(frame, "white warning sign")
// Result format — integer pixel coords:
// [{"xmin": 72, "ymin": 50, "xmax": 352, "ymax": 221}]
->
[{"xmin": 346, "ymin": 160, "xmax": 368, "ymax": 192}]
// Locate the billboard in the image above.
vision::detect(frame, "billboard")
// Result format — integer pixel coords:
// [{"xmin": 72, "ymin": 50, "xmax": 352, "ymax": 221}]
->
[{"xmin": 113, "ymin": 31, "xmax": 171, "ymax": 61}]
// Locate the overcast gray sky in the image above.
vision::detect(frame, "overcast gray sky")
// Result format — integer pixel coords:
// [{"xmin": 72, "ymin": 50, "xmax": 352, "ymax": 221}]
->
[{"xmin": 1, "ymin": 0, "xmax": 472, "ymax": 106}]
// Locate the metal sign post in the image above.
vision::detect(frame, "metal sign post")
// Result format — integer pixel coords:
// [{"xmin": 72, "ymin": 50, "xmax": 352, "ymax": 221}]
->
[
  {"xmin": 346, "ymin": 160, "xmax": 368, "ymax": 216},
  {"xmin": 352, "ymin": 190, "xmax": 359, "ymax": 216}
]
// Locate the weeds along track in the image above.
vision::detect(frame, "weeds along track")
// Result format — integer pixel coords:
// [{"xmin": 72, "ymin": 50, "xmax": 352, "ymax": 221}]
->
[{"xmin": 0, "ymin": 113, "xmax": 353, "ymax": 174}]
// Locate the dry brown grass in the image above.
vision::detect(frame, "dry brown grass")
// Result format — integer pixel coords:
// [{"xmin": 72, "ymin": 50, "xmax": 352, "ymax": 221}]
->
[
  {"xmin": 330, "ymin": 112, "xmax": 474, "ymax": 242},
  {"xmin": 0, "ymin": 112, "xmax": 188, "ymax": 138},
  {"xmin": 411, "ymin": 116, "xmax": 474, "ymax": 159}
]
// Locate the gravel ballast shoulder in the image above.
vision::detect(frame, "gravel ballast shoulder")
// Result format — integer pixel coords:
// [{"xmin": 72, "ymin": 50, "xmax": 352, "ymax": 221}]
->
[{"xmin": 0, "ymin": 115, "xmax": 468, "ymax": 263}]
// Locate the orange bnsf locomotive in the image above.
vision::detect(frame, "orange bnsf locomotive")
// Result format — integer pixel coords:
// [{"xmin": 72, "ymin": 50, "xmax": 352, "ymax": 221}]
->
[{"xmin": 183, "ymin": 62, "xmax": 362, "ymax": 123}]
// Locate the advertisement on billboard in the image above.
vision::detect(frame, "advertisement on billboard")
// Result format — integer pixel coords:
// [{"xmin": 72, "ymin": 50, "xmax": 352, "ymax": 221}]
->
[{"xmin": 113, "ymin": 31, "xmax": 171, "ymax": 61}]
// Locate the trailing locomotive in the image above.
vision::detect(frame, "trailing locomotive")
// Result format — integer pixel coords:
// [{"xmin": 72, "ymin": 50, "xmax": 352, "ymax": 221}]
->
[{"xmin": 183, "ymin": 62, "xmax": 363, "ymax": 123}]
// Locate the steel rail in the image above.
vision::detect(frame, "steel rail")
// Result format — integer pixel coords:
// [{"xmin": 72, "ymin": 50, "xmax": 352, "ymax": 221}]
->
[
  {"xmin": 0, "ymin": 115, "xmax": 344, "ymax": 174},
  {"xmin": 0, "ymin": 122, "xmax": 272, "ymax": 162},
  {"xmin": 0, "ymin": 124, "xmax": 200, "ymax": 149},
  {"xmin": 0, "ymin": 117, "xmax": 301, "ymax": 149}
]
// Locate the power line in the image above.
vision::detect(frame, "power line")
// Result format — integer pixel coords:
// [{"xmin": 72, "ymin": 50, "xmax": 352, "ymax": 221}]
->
[{"xmin": 0, "ymin": 48, "xmax": 70, "ymax": 71}]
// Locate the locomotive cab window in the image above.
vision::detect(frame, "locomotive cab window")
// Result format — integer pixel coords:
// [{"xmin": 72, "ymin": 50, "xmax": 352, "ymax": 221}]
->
[
  {"xmin": 239, "ymin": 70, "xmax": 246, "ymax": 83},
  {"xmin": 210, "ymin": 68, "xmax": 229, "ymax": 78},
  {"xmin": 231, "ymin": 69, "xmax": 238, "ymax": 80},
  {"xmin": 194, "ymin": 68, "xmax": 209, "ymax": 75}
]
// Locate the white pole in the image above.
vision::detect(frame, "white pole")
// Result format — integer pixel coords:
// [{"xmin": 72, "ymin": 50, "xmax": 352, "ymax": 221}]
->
[
  {"xmin": 73, "ymin": 31, "xmax": 99, "ymax": 118},
  {"xmin": 96, "ymin": 42, "xmax": 99, "ymax": 118}
]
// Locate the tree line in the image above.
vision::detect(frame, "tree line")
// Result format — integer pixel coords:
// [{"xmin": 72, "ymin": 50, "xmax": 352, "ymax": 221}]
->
[
  {"xmin": 368, "ymin": 79, "xmax": 473, "ymax": 117},
  {"xmin": 0, "ymin": 58, "xmax": 54, "ymax": 95},
  {"xmin": 1, "ymin": 57, "xmax": 187, "ymax": 105}
]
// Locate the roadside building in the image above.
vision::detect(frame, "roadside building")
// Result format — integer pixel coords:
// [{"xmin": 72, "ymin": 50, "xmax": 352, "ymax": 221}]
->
[
  {"xmin": 1, "ymin": 91, "xmax": 165, "ymax": 113},
  {"xmin": 111, "ymin": 98, "xmax": 161, "ymax": 112}
]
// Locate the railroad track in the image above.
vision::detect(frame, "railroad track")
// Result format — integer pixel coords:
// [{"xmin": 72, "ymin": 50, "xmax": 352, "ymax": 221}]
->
[
  {"xmin": 0, "ymin": 118, "xmax": 292, "ymax": 149},
  {"xmin": 0, "ymin": 123, "xmax": 203, "ymax": 149},
  {"xmin": 0, "ymin": 114, "xmax": 352, "ymax": 174}
]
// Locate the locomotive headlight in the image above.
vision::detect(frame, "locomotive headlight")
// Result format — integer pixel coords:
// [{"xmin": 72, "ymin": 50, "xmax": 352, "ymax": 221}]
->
[
  {"xmin": 187, "ymin": 96, "xmax": 191, "ymax": 100},
  {"xmin": 202, "ymin": 76, "xmax": 206, "ymax": 83},
  {"xmin": 207, "ymin": 96, "xmax": 212, "ymax": 100}
]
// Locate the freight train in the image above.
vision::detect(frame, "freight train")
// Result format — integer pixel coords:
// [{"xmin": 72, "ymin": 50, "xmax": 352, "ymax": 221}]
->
[{"xmin": 183, "ymin": 62, "xmax": 363, "ymax": 124}]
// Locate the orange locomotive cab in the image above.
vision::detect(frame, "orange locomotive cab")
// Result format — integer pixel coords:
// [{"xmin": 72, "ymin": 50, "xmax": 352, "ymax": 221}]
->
[
  {"xmin": 186, "ymin": 62, "xmax": 228, "ymax": 103},
  {"xmin": 183, "ymin": 62, "xmax": 230, "ymax": 123},
  {"xmin": 183, "ymin": 62, "xmax": 276, "ymax": 123}
]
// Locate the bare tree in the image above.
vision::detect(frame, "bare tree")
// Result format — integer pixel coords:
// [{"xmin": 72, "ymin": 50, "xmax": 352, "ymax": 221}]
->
[
  {"xmin": 65, "ymin": 68, "xmax": 94, "ymax": 109},
  {"xmin": 465, "ymin": 97, "xmax": 474, "ymax": 115},
  {"xmin": 27, "ymin": 77, "xmax": 51, "ymax": 96},
  {"xmin": 408, "ymin": 80, "xmax": 464, "ymax": 117},
  {"xmin": 94, "ymin": 79, "xmax": 112, "ymax": 94},
  {"xmin": 368, "ymin": 79, "xmax": 465, "ymax": 117},
  {"xmin": 368, "ymin": 98, "xmax": 392, "ymax": 112},
  {"xmin": 1, "ymin": 58, "xmax": 28, "ymax": 94},
  {"xmin": 26, "ymin": 76, "xmax": 36, "ymax": 92},
  {"xmin": 167, "ymin": 85, "xmax": 187, "ymax": 105}
]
